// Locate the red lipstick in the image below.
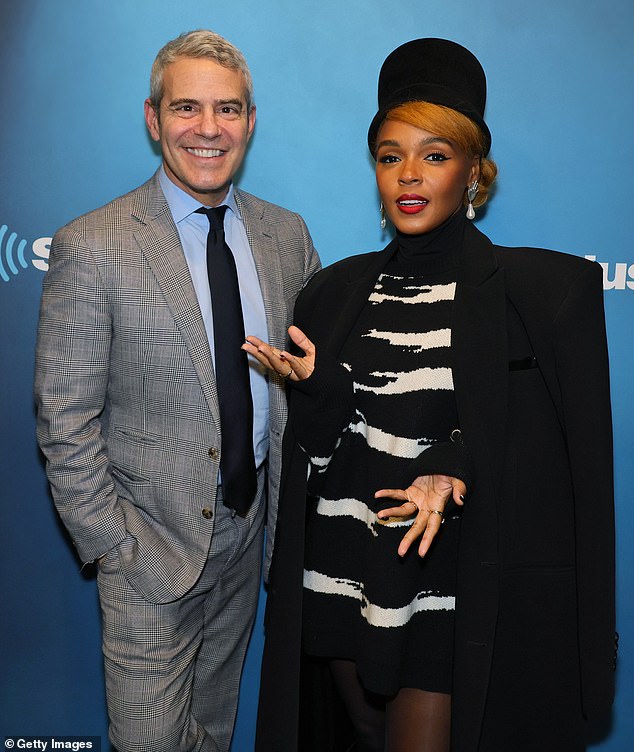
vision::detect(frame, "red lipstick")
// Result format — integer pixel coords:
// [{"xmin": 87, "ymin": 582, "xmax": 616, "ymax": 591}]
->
[{"xmin": 396, "ymin": 194, "xmax": 429, "ymax": 214}]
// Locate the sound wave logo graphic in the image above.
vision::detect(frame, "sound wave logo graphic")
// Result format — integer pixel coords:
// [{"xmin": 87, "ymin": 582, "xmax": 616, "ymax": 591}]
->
[{"xmin": 0, "ymin": 224, "xmax": 29, "ymax": 282}]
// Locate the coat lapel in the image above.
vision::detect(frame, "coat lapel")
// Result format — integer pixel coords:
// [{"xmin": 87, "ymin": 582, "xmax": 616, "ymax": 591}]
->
[
  {"xmin": 131, "ymin": 175, "xmax": 221, "ymax": 433},
  {"xmin": 453, "ymin": 222, "xmax": 508, "ymax": 507},
  {"xmin": 450, "ymin": 223, "xmax": 509, "ymax": 746},
  {"xmin": 323, "ymin": 240, "xmax": 399, "ymax": 356}
]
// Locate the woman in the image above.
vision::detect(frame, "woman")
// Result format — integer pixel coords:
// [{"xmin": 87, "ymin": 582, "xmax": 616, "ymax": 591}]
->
[{"xmin": 248, "ymin": 39, "xmax": 615, "ymax": 752}]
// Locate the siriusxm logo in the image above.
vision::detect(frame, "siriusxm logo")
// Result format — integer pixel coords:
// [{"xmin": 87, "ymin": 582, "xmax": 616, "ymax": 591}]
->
[
  {"xmin": 585, "ymin": 256, "xmax": 634, "ymax": 291},
  {"xmin": 0, "ymin": 224, "xmax": 28, "ymax": 281},
  {"xmin": 0, "ymin": 223, "xmax": 50, "ymax": 282}
]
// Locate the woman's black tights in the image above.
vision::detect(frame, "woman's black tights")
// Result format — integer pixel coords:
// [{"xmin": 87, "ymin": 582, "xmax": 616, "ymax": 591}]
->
[{"xmin": 330, "ymin": 659, "xmax": 451, "ymax": 752}]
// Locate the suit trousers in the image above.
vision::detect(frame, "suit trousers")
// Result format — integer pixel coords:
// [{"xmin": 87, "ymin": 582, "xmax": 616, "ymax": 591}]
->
[{"xmin": 97, "ymin": 473, "xmax": 265, "ymax": 752}]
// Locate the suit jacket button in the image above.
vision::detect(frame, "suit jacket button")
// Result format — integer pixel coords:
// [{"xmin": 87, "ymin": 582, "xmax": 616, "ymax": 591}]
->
[
  {"xmin": 208, "ymin": 447, "xmax": 219, "ymax": 460},
  {"xmin": 202, "ymin": 508, "xmax": 213, "ymax": 520}
]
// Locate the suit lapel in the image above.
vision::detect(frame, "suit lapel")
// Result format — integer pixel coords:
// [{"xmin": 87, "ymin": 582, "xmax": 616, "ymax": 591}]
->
[
  {"xmin": 131, "ymin": 175, "xmax": 221, "ymax": 432},
  {"xmin": 235, "ymin": 190, "xmax": 287, "ymax": 350}
]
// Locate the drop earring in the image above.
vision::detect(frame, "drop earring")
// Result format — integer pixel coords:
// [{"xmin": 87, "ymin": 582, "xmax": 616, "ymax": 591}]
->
[
  {"xmin": 380, "ymin": 202, "xmax": 387, "ymax": 230},
  {"xmin": 466, "ymin": 181, "xmax": 479, "ymax": 220}
]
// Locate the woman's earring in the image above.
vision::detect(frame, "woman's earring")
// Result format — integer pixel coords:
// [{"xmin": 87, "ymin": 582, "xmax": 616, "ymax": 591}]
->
[
  {"xmin": 380, "ymin": 202, "xmax": 387, "ymax": 230},
  {"xmin": 466, "ymin": 181, "xmax": 479, "ymax": 220}
]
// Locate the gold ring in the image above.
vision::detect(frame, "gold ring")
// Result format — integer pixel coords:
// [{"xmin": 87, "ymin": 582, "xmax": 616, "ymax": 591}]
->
[
  {"xmin": 428, "ymin": 509, "xmax": 444, "ymax": 519},
  {"xmin": 283, "ymin": 367, "xmax": 293, "ymax": 378}
]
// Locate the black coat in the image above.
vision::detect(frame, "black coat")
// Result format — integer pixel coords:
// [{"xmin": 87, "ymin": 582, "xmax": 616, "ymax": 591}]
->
[{"xmin": 257, "ymin": 222, "xmax": 615, "ymax": 751}]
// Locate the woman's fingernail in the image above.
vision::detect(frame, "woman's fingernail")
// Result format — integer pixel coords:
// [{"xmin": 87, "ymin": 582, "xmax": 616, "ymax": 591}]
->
[{"xmin": 459, "ymin": 494, "xmax": 465, "ymax": 501}]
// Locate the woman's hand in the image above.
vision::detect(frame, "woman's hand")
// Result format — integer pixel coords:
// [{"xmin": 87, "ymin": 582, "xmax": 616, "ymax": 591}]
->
[
  {"xmin": 242, "ymin": 325, "xmax": 316, "ymax": 382},
  {"xmin": 375, "ymin": 475, "xmax": 466, "ymax": 557}
]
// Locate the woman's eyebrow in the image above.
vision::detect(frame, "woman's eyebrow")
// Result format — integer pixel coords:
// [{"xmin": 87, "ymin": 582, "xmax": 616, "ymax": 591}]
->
[{"xmin": 376, "ymin": 135, "xmax": 454, "ymax": 149}]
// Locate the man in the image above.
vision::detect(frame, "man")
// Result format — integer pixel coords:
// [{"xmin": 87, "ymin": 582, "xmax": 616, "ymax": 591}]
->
[{"xmin": 35, "ymin": 29, "xmax": 320, "ymax": 752}]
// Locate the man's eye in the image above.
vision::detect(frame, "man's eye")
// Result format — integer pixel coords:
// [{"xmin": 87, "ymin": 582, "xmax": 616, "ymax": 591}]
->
[
  {"xmin": 218, "ymin": 106, "xmax": 241, "ymax": 118},
  {"xmin": 171, "ymin": 104, "xmax": 197, "ymax": 115}
]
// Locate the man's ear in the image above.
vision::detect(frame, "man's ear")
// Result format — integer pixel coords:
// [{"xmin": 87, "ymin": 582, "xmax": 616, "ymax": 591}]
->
[
  {"xmin": 246, "ymin": 105, "xmax": 257, "ymax": 141},
  {"xmin": 144, "ymin": 99, "xmax": 161, "ymax": 142}
]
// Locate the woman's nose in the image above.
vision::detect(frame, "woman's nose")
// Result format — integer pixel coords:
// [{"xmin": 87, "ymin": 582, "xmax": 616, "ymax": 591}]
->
[{"xmin": 398, "ymin": 160, "xmax": 422, "ymax": 185}]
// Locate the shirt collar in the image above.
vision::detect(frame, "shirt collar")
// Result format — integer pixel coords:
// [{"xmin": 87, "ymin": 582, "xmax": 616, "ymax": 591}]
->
[{"xmin": 158, "ymin": 165, "xmax": 241, "ymax": 223}]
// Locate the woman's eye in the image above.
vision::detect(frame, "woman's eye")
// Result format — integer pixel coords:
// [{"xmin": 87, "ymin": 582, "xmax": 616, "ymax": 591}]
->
[
  {"xmin": 378, "ymin": 154, "xmax": 400, "ymax": 164},
  {"xmin": 425, "ymin": 152, "xmax": 450, "ymax": 162}
]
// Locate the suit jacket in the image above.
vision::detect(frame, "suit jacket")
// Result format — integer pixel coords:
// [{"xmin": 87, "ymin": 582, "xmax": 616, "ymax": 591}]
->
[
  {"xmin": 35, "ymin": 171, "xmax": 320, "ymax": 603},
  {"xmin": 257, "ymin": 221, "xmax": 615, "ymax": 751}
]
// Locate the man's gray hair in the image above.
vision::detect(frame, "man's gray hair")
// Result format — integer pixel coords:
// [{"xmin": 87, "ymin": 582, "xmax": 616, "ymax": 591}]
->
[{"xmin": 149, "ymin": 29, "xmax": 254, "ymax": 112}]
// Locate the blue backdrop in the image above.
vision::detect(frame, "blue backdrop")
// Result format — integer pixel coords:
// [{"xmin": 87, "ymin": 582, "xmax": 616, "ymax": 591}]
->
[{"xmin": 1, "ymin": 1, "xmax": 632, "ymax": 749}]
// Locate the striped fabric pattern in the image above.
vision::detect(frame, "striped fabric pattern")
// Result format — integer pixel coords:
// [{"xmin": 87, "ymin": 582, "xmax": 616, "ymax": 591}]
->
[{"xmin": 301, "ymin": 269, "xmax": 461, "ymax": 695}]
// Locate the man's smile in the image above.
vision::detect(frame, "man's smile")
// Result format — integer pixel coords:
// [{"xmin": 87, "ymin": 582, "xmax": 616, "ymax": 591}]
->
[{"xmin": 184, "ymin": 147, "xmax": 225, "ymax": 158}]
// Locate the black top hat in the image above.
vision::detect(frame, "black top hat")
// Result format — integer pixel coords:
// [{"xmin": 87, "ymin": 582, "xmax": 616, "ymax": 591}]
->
[{"xmin": 367, "ymin": 38, "xmax": 491, "ymax": 156}]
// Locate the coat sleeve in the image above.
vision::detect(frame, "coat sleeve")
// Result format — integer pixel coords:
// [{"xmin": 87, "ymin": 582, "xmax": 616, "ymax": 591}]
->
[
  {"xmin": 280, "ymin": 271, "xmax": 357, "ymax": 491},
  {"xmin": 553, "ymin": 260, "xmax": 615, "ymax": 717},
  {"xmin": 34, "ymin": 225, "xmax": 127, "ymax": 564},
  {"xmin": 286, "ymin": 351, "xmax": 355, "ymax": 491},
  {"xmin": 405, "ymin": 435, "xmax": 474, "ymax": 489}
]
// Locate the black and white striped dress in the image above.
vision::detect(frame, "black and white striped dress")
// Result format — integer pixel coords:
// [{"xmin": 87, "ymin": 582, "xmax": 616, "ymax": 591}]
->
[{"xmin": 301, "ymin": 219, "xmax": 465, "ymax": 696}]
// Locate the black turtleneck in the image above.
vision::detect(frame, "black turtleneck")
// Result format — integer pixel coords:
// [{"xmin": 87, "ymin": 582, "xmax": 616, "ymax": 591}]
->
[{"xmin": 386, "ymin": 206, "xmax": 467, "ymax": 277}]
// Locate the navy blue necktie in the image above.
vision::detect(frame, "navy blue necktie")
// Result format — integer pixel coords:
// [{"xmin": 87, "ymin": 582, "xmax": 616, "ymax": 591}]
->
[{"xmin": 196, "ymin": 206, "xmax": 256, "ymax": 515}]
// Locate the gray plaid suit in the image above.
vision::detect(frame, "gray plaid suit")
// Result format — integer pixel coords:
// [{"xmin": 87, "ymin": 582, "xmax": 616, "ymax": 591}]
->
[{"xmin": 35, "ymin": 171, "xmax": 320, "ymax": 750}]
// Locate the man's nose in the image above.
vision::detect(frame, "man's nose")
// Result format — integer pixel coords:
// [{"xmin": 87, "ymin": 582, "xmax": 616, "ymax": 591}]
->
[{"xmin": 196, "ymin": 108, "xmax": 222, "ymax": 139}]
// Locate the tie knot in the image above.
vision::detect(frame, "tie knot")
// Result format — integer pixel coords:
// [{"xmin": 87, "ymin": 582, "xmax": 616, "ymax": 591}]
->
[{"xmin": 196, "ymin": 205, "xmax": 227, "ymax": 231}]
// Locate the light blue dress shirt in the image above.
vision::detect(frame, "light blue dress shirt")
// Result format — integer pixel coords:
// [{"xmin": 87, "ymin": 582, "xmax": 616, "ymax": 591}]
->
[{"xmin": 158, "ymin": 167, "xmax": 270, "ymax": 470}]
